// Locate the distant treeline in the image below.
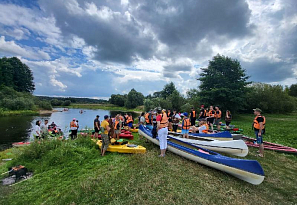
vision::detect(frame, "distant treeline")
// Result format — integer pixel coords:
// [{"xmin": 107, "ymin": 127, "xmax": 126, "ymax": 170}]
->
[
  {"xmin": 37, "ymin": 96, "xmax": 108, "ymax": 106},
  {"xmin": 109, "ymin": 54, "xmax": 297, "ymax": 114}
]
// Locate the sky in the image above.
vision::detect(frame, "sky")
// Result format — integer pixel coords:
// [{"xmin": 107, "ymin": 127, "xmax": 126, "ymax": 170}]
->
[{"xmin": 0, "ymin": 0, "xmax": 296, "ymax": 99}]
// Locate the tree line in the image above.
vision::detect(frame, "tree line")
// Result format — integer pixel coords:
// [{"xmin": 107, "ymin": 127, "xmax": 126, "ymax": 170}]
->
[{"xmin": 109, "ymin": 54, "xmax": 297, "ymax": 114}]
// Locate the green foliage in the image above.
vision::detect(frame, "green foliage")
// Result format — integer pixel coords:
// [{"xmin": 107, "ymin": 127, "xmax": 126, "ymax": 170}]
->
[
  {"xmin": 199, "ymin": 54, "xmax": 250, "ymax": 112},
  {"xmin": 288, "ymin": 83, "xmax": 297, "ymax": 97},
  {"xmin": 62, "ymin": 100, "xmax": 71, "ymax": 106},
  {"xmin": 186, "ymin": 88, "xmax": 200, "ymax": 108},
  {"xmin": 167, "ymin": 90, "xmax": 185, "ymax": 111},
  {"xmin": 109, "ymin": 94, "xmax": 127, "ymax": 106},
  {"xmin": 245, "ymin": 83, "xmax": 296, "ymax": 113},
  {"xmin": 180, "ymin": 103, "xmax": 193, "ymax": 113},
  {"xmin": 0, "ymin": 57, "xmax": 35, "ymax": 93},
  {"xmin": 144, "ymin": 99, "xmax": 155, "ymax": 111},
  {"xmin": 125, "ymin": 88, "xmax": 144, "ymax": 109},
  {"xmin": 161, "ymin": 82, "xmax": 176, "ymax": 99},
  {"xmin": 51, "ymin": 99, "xmax": 63, "ymax": 106}
]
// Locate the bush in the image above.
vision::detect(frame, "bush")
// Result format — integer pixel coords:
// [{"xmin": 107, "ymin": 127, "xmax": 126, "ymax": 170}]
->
[
  {"xmin": 62, "ymin": 100, "xmax": 71, "ymax": 106},
  {"xmin": 37, "ymin": 101, "xmax": 52, "ymax": 110},
  {"xmin": 180, "ymin": 103, "xmax": 193, "ymax": 113}
]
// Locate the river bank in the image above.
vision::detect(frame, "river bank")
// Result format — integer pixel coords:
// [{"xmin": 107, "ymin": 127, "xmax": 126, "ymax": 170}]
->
[
  {"xmin": 62, "ymin": 103, "xmax": 144, "ymax": 112},
  {"xmin": 0, "ymin": 109, "xmax": 62, "ymax": 117}
]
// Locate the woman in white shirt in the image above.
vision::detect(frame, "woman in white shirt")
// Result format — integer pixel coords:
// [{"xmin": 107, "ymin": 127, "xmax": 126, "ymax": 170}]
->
[{"xmin": 35, "ymin": 120, "xmax": 41, "ymax": 140}]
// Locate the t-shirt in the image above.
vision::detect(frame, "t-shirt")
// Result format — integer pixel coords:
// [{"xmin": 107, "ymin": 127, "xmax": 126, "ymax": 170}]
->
[
  {"xmin": 200, "ymin": 108, "xmax": 206, "ymax": 118},
  {"xmin": 35, "ymin": 125, "xmax": 41, "ymax": 136},
  {"xmin": 198, "ymin": 125, "xmax": 207, "ymax": 133},
  {"xmin": 40, "ymin": 123, "xmax": 48, "ymax": 133},
  {"xmin": 94, "ymin": 118, "xmax": 100, "ymax": 128},
  {"xmin": 140, "ymin": 116, "xmax": 145, "ymax": 123},
  {"xmin": 156, "ymin": 115, "xmax": 162, "ymax": 122},
  {"xmin": 254, "ymin": 116, "xmax": 265, "ymax": 131},
  {"xmin": 101, "ymin": 120, "xmax": 109, "ymax": 134}
]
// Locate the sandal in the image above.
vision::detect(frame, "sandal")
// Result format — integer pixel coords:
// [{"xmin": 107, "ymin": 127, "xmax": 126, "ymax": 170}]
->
[{"xmin": 255, "ymin": 154, "xmax": 264, "ymax": 158}]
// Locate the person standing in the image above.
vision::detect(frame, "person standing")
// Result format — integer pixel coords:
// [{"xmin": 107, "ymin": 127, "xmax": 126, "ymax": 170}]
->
[
  {"xmin": 225, "ymin": 110, "xmax": 232, "ymax": 129},
  {"xmin": 172, "ymin": 110, "xmax": 181, "ymax": 132},
  {"xmin": 167, "ymin": 109, "xmax": 173, "ymax": 131},
  {"xmin": 70, "ymin": 118, "xmax": 78, "ymax": 140},
  {"xmin": 41, "ymin": 119, "xmax": 49, "ymax": 139},
  {"xmin": 126, "ymin": 114, "xmax": 133, "ymax": 131},
  {"xmin": 94, "ymin": 115, "xmax": 100, "ymax": 139},
  {"xmin": 156, "ymin": 107, "xmax": 168, "ymax": 157},
  {"xmin": 253, "ymin": 108, "xmax": 266, "ymax": 158},
  {"xmin": 108, "ymin": 117, "xmax": 115, "ymax": 138},
  {"xmin": 34, "ymin": 120, "xmax": 41, "ymax": 140},
  {"xmin": 198, "ymin": 105, "xmax": 207, "ymax": 121},
  {"xmin": 101, "ymin": 115, "xmax": 111, "ymax": 156},
  {"xmin": 151, "ymin": 111, "xmax": 158, "ymax": 138},
  {"xmin": 139, "ymin": 112, "xmax": 145, "ymax": 125},
  {"xmin": 181, "ymin": 113, "xmax": 190, "ymax": 138},
  {"xmin": 190, "ymin": 108, "xmax": 197, "ymax": 126},
  {"xmin": 207, "ymin": 106, "xmax": 215, "ymax": 131},
  {"xmin": 114, "ymin": 115, "xmax": 122, "ymax": 140},
  {"xmin": 214, "ymin": 106, "xmax": 222, "ymax": 131}
]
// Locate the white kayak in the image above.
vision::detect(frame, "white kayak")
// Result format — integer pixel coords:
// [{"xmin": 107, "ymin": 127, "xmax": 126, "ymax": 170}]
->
[{"xmin": 169, "ymin": 135, "xmax": 248, "ymax": 157}]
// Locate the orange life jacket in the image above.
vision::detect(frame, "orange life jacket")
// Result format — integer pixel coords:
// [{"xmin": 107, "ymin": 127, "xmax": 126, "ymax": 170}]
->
[
  {"xmin": 70, "ymin": 121, "xmax": 77, "ymax": 128},
  {"xmin": 208, "ymin": 110, "xmax": 215, "ymax": 118},
  {"xmin": 159, "ymin": 113, "xmax": 168, "ymax": 128},
  {"xmin": 215, "ymin": 110, "xmax": 222, "ymax": 118},
  {"xmin": 114, "ymin": 120, "xmax": 120, "ymax": 130},
  {"xmin": 253, "ymin": 115, "xmax": 266, "ymax": 130},
  {"xmin": 202, "ymin": 124, "xmax": 209, "ymax": 133},
  {"xmin": 126, "ymin": 116, "xmax": 133, "ymax": 123},
  {"xmin": 192, "ymin": 111, "xmax": 196, "ymax": 118},
  {"xmin": 145, "ymin": 113, "xmax": 150, "ymax": 123},
  {"xmin": 206, "ymin": 110, "xmax": 209, "ymax": 117},
  {"xmin": 182, "ymin": 118, "xmax": 190, "ymax": 130}
]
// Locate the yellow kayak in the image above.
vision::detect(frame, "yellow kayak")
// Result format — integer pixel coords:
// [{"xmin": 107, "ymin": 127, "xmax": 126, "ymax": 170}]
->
[
  {"xmin": 96, "ymin": 140, "xmax": 146, "ymax": 154},
  {"xmin": 130, "ymin": 128, "xmax": 138, "ymax": 133}
]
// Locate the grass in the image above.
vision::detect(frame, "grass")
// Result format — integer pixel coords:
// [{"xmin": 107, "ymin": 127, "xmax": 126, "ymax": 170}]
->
[
  {"xmin": 0, "ymin": 114, "xmax": 297, "ymax": 205},
  {"xmin": 0, "ymin": 109, "xmax": 39, "ymax": 117},
  {"xmin": 63, "ymin": 104, "xmax": 144, "ymax": 112}
]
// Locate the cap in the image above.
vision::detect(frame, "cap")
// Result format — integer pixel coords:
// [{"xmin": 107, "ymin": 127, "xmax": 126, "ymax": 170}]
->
[
  {"xmin": 253, "ymin": 108, "xmax": 262, "ymax": 113},
  {"xmin": 201, "ymin": 105, "xmax": 204, "ymax": 108},
  {"xmin": 104, "ymin": 115, "xmax": 109, "ymax": 119},
  {"xmin": 183, "ymin": 112, "xmax": 188, "ymax": 117},
  {"xmin": 73, "ymin": 118, "xmax": 76, "ymax": 121}
]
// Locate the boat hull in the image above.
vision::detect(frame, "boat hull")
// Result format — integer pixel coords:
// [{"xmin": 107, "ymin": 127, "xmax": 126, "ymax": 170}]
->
[{"xmin": 96, "ymin": 140, "xmax": 146, "ymax": 154}]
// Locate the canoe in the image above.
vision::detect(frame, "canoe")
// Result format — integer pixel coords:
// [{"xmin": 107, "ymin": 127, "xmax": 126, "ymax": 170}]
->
[
  {"xmin": 139, "ymin": 125, "xmax": 264, "ymax": 185},
  {"xmin": 169, "ymin": 135, "xmax": 248, "ymax": 157},
  {"xmin": 168, "ymin": 131, "xmax": 233, "ymax": 141},
  {"xmin": 232, "ymin": 134, "xmax": 243, "ymax": 140},
  {"xmin": 242, "ymin": 136, "xmax": 297, "ymax": 155},
  {"xmin": 96, "ymin": 140, "xmax": 146, "ymax": 154},
  {"xmin": 12, "ymin": 142, "xmax": 30, "ymax": 147}
]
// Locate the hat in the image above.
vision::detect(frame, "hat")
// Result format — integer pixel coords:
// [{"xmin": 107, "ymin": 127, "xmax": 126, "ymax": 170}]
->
[
  {"xmin": 73, "ymin": 118, "xmax": 76, "ymax": 121},
  {"xmin": 253, "ymin": 108, "xmax": 262, "ymax": 113},
  {"xmin": 201, "ymin": 105, "xmax": 204, "ymax": 108},
  {"xmin": 183, "ymin": 112, "xmax": 188, "ymax": 117},
  {"xmin": 104, "ymin": 115, "xmax": 109, "ymax": 119}
]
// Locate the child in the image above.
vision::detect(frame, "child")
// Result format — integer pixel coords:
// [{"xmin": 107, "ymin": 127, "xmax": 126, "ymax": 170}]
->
[{"xmin": 181, "ymin": 112, "xmax": 190, "ymax": 138}]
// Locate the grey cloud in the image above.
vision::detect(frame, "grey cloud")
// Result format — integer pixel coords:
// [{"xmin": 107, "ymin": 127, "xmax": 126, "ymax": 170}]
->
[{"xmin": 163, "ymin": 64, "xmax": 192, "ymax": 72}]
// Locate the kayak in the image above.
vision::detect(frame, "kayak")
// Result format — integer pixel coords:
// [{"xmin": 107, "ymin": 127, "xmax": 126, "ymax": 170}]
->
[
  {"xmin": 12, "ymin": 142, "xmax": 30, "ymax": 147},
  {"xmin": 139, "ymin": 125, "xmax": 264, "ymax": 185},
  {"xmin": 242, "ymin": 136, "xmax": 297, "ymax": 155},
  {"xmin": 232, "ymin": 134, "xmax": 243, "ymax": 140},
  {"xmin": 169, "ymin": 135, "xmax": 248, "ymax": 157},
  {"xmin": 96, "ymin": 140, "xmax": 146, "ymax": 154},
  {"xmin": 168, "ymin": 131, "xmax": 233, "ymax": 141},
  {"xmin": 130, "ymin": 128, "xmax": 138, "ymax": 133}
]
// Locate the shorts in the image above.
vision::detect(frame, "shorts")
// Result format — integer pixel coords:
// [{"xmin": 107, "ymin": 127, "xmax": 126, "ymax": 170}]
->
[
  {"xmin": 181, "ymin": 129, "xmax": 189, "ymax": 134},
  {"xmin": 94, "ymin": 127, "xmax": 99, "ymax": 133},
  {"xmin": 168, "ymin": 118, "xmax": 172, "ymax": 123},
  {"xmin": 207, "ymin": 118, "xmax": 214, "ymax": 124},
  {"xmin": 101, "ymin": 134, "xmax": 109, "ymax": 151},
  {"xmin": 214, "ymin": 118, "xmax": 221, "ymax": 126},
  {"xmin": 225, "ymin": 121, "xmax": 231, "ymax": 126},
  {"xmin": 115, "ymin": 130, "xmax": 120, "ymax": 134},
  {"xmin": 128, "ymin": 122, "xmax": 133, "ymax": 128},
  {"xmin": 255, "ymin": 130, "xmax": 264, "ymax": 144}
]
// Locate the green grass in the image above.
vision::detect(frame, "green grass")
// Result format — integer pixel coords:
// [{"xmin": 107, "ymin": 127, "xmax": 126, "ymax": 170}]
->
[
  {"xmin": 0, "ymin": 114, "xmax": 297, "ymax": 205},
  {"xmin": 0, "ymin": 109, "xmax": 39, "ymax": 117},
  {"xmin": 63, "ymin": 104, "xmax": 144, "ymax": 112}
]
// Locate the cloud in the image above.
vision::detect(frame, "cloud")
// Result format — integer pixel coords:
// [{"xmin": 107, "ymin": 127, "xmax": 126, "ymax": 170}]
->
[{"xmin": 0, "ymin": 36, "xmax": 50, "ymax": 60}]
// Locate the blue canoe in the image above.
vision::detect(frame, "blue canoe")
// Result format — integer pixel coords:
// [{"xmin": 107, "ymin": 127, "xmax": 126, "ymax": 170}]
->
[
  {"xmin": 168, "ymin": 130, "xmax": 233, "ymax": 141},
  {"xmin": 139, "ymin": 125, "xmax": 264, "ymax": 185}
]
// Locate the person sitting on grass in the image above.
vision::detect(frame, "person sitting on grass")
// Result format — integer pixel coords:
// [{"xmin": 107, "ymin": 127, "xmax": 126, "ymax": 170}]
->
[
  {"xmin": 101, "ymin": 115, "xmax": 111, "ymax": 156},
  {"xmin": 181, "ymin": 112, "xmax": 190, "ymax": 139},
  {"xmin": 253, "ymin": 108, "xmax": 266, "ymax": 158}
]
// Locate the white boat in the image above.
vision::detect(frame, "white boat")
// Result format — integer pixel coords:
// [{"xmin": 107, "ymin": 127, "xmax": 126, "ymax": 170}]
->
[
  {"xmin": 139, "ymin": 125, "xmax": 264, "ymax": 185},
  {"xmin": 169, "ymin": 135, "xmax": 248, "ymax": 157}
]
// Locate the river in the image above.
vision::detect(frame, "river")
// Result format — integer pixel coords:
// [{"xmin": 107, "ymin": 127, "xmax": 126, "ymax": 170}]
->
[{"xmin": 0, "ymin": 108, "xmax": 140, "ymax": 150}]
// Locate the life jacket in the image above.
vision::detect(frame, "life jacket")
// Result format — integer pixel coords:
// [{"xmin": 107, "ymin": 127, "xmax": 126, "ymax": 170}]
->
[
  {"xmin": 159, "ymin": 113, "xmax": 168, "ymax": 128},
  {"xmin": 182, "ymin": 118, "xmax": 191, "ymax": 130},
  {"xmin": 145, "ymin": 113, "xmax": 151, "ymax": 124},
  {"xmin": 191, "ymin": 111, "xmax": 196, "ymax": 118},
  {"xmin": 167, "ymin": 111, "xmax": 171, "ymax": 118},
  {"xmin": 70, "ymin": 121, "xmax": 77, "ymax": 128},
  {"xmin": 253, "ymin": 115, "xmax": 266, "ymax": 130},
  {"xmin": 206, "ymin": 110, "xmax": 209, "ymax": 117},
  {"xmin": 114, "ymin": 120, "xmax": 120, "ymax": 130},
  {"xmin": 172, "ymin": 114, "xmax": 179, "ymax": 123},
  {"xmin": 202, "ymin": 124, "xmax": 209, "ymax": 133},
  {"xmin": 126, "ymin": 116, "xmax": 133, "ymax": 123},
  {"xmin": 208, "ymin": 110, "xmax": 215, "ymax": 118},
  {"xmin": 215, "ymin": 110, "xmax": 222, "ymax": 118}
]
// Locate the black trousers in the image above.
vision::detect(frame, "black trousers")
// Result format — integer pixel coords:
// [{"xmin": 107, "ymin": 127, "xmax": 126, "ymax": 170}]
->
[
  {"xmin": 173, "ymin": 124, "xmax": 178, "ymax": 132},
  {"xmin": 70, "ymin": 130, "xmax": 77, "ymax": 140},
  {"xmin": 191, "ymin": 118, "xmax": 196, "ymax": 126}
]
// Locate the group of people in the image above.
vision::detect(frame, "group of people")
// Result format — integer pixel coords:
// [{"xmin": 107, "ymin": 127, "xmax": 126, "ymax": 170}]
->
[{"xmin": 34, "ymin": 120, "xmax": 63, "ymax": 140}]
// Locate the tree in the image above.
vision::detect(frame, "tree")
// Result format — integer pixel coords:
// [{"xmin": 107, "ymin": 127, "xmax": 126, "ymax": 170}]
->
[
  {"xmin": 125, "ymin": 89, "xmax": 144, "ymax": 109},
  {"xmin": 186, "ymin": 88, "xmax": 200, "ymax": 109},
  {"xmin": 161, "ymin": 82, "xmax": 176, "ymax": 99},
  {"xmin": 199, "ymin": 54, "xmax": 250, "ymax": 112},
  {"xmin": 62, "ymin": 100, "xmax": 71, "ymax": 106},
  {"xmin": 289, "ymin": 84, "xmax": 297, "ymax": 97},
  {"xmin": 168, "ymin": 90, "xmax": 185, "ymax": 111},
  {"xmin": 110, "ymin": 94, "xmax": 126, "ymax": 107}
]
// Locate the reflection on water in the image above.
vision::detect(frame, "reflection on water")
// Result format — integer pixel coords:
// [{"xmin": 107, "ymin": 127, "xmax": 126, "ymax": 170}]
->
[{"xmin": 0, "ymin": 108, "xmax": 140, "ymax": 150}]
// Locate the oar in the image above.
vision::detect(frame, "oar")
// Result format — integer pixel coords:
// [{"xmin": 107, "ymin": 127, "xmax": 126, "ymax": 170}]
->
[{"xmin": 9, "ymin": 177, "xmax": 31, "ymax": 187}]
